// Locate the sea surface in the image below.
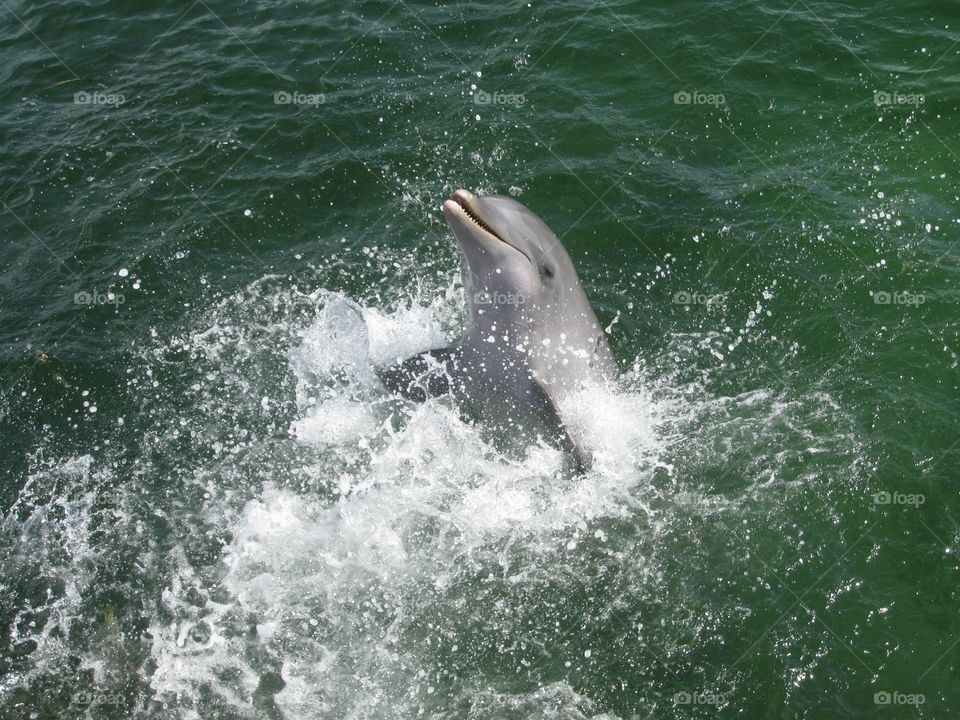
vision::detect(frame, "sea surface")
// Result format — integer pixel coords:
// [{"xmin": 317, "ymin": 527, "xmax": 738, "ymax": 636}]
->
[{"xmin": 1, "ymin": 1, "xmax": 958, "ymax": 718}]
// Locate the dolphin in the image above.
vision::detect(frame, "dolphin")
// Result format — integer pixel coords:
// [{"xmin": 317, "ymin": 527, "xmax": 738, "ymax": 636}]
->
[{"xmin": 380, "ymin": 188, "xmax": 617, "ymax": 473}]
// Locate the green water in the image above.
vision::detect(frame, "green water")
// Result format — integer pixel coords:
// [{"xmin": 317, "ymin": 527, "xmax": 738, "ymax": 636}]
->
[{"xmin": 1, "ymin": 1, "xmax": 958, "ymax": 718}]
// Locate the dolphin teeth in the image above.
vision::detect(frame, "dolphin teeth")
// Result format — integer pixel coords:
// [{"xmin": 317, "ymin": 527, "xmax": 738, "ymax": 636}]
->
[{"xmin": 461, "ymin": 204, "xmax": 501, "ymax": 240}]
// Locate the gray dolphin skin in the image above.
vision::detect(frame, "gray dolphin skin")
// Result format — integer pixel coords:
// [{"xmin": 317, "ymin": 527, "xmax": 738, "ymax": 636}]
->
[{"xmin": 381, "ymin": 188, "xmax": 617, "ymax": 473}]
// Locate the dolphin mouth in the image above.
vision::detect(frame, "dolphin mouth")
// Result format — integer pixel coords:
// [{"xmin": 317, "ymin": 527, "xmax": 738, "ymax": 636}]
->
[{"xmin": 443, "ymin": 189, "xmax": 507, "ymax": 244}]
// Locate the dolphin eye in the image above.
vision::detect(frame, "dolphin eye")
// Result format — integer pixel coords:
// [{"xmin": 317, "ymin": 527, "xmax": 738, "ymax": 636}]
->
[{"xmin": 540, "ymin": 264, "xmax": 554, "ymax": 279}]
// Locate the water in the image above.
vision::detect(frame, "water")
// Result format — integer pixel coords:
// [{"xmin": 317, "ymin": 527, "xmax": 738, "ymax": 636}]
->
[{"xmin": 1, "ymin": 1, "xmax": 958, "ymax": 718}]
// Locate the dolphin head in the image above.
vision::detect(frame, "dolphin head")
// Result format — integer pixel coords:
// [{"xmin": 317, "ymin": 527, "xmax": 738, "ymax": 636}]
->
[
  {"xmin": 440, "ymin": 188, "xmax": 617, "ymax": 388},
  {"xmin": 442, "ymin": 189, "xmax": 576, "ymax": 323}
]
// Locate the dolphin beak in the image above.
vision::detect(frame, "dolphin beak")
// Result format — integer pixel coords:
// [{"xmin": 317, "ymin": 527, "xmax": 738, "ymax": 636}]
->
[{"xmin": 443, "ymin": 189, "xmax": 505, "ymax": 243}]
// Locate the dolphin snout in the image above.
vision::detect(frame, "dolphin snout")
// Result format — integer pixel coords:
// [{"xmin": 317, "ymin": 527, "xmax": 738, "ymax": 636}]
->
[{"xmin": 442, "ymin": 188, "xmax": 475, "ymax": 219}]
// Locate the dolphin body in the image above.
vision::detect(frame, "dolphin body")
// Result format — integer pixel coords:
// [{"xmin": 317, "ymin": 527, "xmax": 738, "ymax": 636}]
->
[{"xmin": 380, "ymin": 189, "xmax": 617, "ymax": 473}]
